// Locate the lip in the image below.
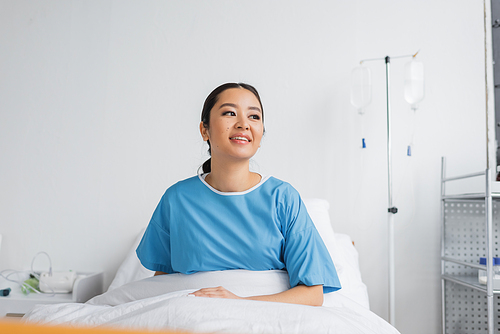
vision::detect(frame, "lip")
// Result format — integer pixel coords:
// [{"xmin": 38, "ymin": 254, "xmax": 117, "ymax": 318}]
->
[{"xmin": 229, "ymin": 133, "xmax": 251, "ymax": 143}]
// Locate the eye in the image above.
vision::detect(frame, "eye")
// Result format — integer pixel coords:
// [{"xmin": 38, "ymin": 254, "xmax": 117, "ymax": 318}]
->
[
  {"xmin": 222, "ymin": 111, "xmax": 236, "ymax": 116},
  {"xmin": 249, "ymin": 114, "xmax": 261, "ymax": 120}
]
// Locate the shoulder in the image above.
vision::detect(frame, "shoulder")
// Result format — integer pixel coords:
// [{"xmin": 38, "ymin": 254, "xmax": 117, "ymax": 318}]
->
[
  {"xmin": 262, "ymin": 176, "xmax": 300, "ymax": 200},
  {"xmin": 157, "ymin": 175, "xmax": 204, "ymax": 205},
  {"xmin": 165, "ymin": 175, "xmax": 202, "ymax": 194},
  {"xmin": 261, "ymin": 176, "xmax": 292, "ymax": 190},
  {"xmin": 264, "ymin": 178, "xmax": 311, "ymax": 235},
  {"xmin": 259, "ymin": 177, "xmax": 303, "ymax": 217}
]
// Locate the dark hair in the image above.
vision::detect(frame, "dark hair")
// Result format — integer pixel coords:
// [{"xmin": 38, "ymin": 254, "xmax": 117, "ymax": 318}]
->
[{"xmin": 200, "ymin": 82, "xmax": 264, "ymax": 174}]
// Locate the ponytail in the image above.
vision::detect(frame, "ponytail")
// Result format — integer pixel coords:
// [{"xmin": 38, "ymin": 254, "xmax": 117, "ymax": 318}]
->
[{"xmin": 202, "ymin": 158, "xmax": 211, "ymax": 174}]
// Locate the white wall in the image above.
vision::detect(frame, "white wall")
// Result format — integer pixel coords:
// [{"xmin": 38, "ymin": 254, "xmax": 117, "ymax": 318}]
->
[{"xmin": 0, "ymin": 1, "xmax": 489, "ymax": 333}]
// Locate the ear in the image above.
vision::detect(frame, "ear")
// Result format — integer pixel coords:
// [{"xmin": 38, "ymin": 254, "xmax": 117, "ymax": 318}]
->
[{"xmin": 200, "ymin": 122, "xmax": 209, "ymax": 141}]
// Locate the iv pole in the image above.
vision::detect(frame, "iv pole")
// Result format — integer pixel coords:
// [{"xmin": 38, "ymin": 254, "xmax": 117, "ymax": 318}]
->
[{"xmin": 359, "ymin": 51, "xmax": 419, "ymax": 327}]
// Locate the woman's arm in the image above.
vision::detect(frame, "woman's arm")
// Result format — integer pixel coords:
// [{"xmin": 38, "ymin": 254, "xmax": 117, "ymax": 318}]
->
[
  {"xmin": 190, "ymin": 284, "xmax": 324, "ymax": 306},
  {"xmin": 154, "ymin": 271, "xmax": 168, "ymax": 276}
]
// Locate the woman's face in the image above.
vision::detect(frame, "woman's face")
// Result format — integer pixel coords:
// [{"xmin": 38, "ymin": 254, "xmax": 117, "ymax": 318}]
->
[{"xmin": 200, "ymin": 88, "xmax": 264, "ymax": 163}]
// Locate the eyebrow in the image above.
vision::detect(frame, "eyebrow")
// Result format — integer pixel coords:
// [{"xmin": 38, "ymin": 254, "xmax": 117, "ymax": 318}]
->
[{"xmin": 219, "ymin": 103, "xmax": 262, "ymax": 113}]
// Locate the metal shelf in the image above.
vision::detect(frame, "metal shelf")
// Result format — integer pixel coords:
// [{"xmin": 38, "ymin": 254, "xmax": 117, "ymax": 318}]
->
[
  {"xmin": 441, "ymin": 274, "xmax": 500, "ymax": 294},
  {"xmin": 442, "ymin": 256, "xmax": 485, "ymax": 270},
  {"xmin": 442, "ymin": 192, "xmax": 500, "ymax": 200},
  {"xmin": 442, "ymin": 274, "xmax": 487, "ymax": 293},
  {"xmin": 440, "ymin": 158, "xmax": 496, "ymax": 334}
]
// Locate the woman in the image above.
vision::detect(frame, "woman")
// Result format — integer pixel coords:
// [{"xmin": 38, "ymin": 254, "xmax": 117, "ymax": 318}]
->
[{"xmin": 136, "ymin": 83, "xmax": 341, "ymax": 306}]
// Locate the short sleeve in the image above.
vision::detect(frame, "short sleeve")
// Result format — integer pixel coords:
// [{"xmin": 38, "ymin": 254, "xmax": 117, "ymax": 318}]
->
[
  {"xmin": 281, "ymin": 189, "xmax": 341, "ymax": 294},
  {"xmin": 136, "ymin": 195, "xmax": 174, "ymax": 273}
]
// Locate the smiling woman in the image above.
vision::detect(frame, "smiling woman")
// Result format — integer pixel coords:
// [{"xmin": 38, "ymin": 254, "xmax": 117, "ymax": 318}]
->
[
  {"xmin": 199, "ymin": 83, "xmax": 265, "ymax": 177},
  {"xmin": 136, "ymin": 83, "xmax": 341, "ymax": 307},
  {"xmin": 200, "ymin": 85, "xmax": 265, "ymax": 192}
]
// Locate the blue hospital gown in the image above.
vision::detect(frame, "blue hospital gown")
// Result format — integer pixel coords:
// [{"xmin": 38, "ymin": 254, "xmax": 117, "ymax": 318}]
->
[{"xmin": 136, "ymin": 174, "xmax": 341, "ymax": 293}]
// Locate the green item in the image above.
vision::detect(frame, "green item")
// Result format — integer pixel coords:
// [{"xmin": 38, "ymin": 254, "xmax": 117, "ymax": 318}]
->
[{"xmin": 21, "ymin": 276, "xmax": 39, "ymax": 295}]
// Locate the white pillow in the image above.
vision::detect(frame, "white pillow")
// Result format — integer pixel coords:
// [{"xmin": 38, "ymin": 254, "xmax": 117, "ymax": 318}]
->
[
  {"xmin": 303, "ymin": 198, "xmax": 369, "ymax": 309},
  {"xmin": 107, "ymin": 229, "xmax": 154, "ymax": 292},
  {"xmin": 89, "ymin": 269, "xmax": 290, "ymax": 306},
  {"xmin": 302, "ymin": 198, "xmax": 336, "ymax": 258},
  {"xmin": 327, "ymin": 233, "xmax": 370, "ymax": 309}
]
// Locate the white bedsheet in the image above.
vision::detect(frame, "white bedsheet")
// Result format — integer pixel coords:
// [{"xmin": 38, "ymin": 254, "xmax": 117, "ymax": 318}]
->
[{"xmin": 24, "ymin": 289, "xmax": 399, "ymax": 334}]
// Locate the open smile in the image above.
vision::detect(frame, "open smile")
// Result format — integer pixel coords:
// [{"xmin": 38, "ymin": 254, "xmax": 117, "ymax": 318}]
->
[{"xmin": 229, "ymin": 134, "xmax": 251, "ymax": 143}]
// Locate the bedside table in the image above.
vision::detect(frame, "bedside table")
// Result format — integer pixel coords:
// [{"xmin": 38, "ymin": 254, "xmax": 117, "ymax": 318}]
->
[{"xmin": 0, "ymin": 272, "xmax": 104, "ymax": 317}]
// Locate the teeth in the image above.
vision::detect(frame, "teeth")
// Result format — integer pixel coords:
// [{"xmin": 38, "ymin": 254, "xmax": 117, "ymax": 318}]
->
[{"xmin": 231, "ymin": 137, "xmax": 249, "ymax": 141}]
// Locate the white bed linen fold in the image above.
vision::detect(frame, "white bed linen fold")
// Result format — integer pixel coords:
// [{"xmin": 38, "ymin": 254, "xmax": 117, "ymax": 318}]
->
[{"xmin": 24, "ymin": 289, "xmax": 399, "ymax": 334}]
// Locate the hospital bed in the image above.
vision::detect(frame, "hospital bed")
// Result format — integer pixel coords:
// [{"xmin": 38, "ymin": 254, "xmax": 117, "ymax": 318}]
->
[{"xmin": 21, "ymin": 199, "xmax": 400, "ymax": 334}]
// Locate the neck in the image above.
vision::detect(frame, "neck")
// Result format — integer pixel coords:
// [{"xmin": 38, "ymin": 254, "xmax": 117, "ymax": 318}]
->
[{"xmin": 205, "ymin": 158, "xmax": 260, "ymax": 192}]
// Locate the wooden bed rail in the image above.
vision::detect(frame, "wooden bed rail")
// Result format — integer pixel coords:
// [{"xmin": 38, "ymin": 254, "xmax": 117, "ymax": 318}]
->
[{"xmin": 0, "ymin": 319, "xmax": 192, "ymax": 334}]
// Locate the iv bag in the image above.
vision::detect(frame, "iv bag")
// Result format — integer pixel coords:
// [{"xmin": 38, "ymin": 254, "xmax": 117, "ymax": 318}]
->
[
  {"xmin": 404, "ymin": 59, "xmax": 424, "ymax": 109},
  {"xmin": 350, "ymin": 66, "xmax": 372, "ymax": 113}
]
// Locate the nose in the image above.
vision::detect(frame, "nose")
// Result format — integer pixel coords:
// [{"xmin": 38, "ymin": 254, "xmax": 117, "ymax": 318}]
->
[{"xmin": 236, "ymin": 115, "xmax": 249, "ymax": 130}]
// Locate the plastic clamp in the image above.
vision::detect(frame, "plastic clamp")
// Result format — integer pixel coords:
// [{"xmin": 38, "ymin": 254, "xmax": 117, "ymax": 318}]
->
[{"xmin": 388, "ymin": 207, "xmax": 398, "ymax": 214}]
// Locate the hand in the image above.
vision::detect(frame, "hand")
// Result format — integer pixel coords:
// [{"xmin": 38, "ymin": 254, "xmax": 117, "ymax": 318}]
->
[{"xmin": 189, "ymin": 286, "xmax": 242, "ymax": 300}]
